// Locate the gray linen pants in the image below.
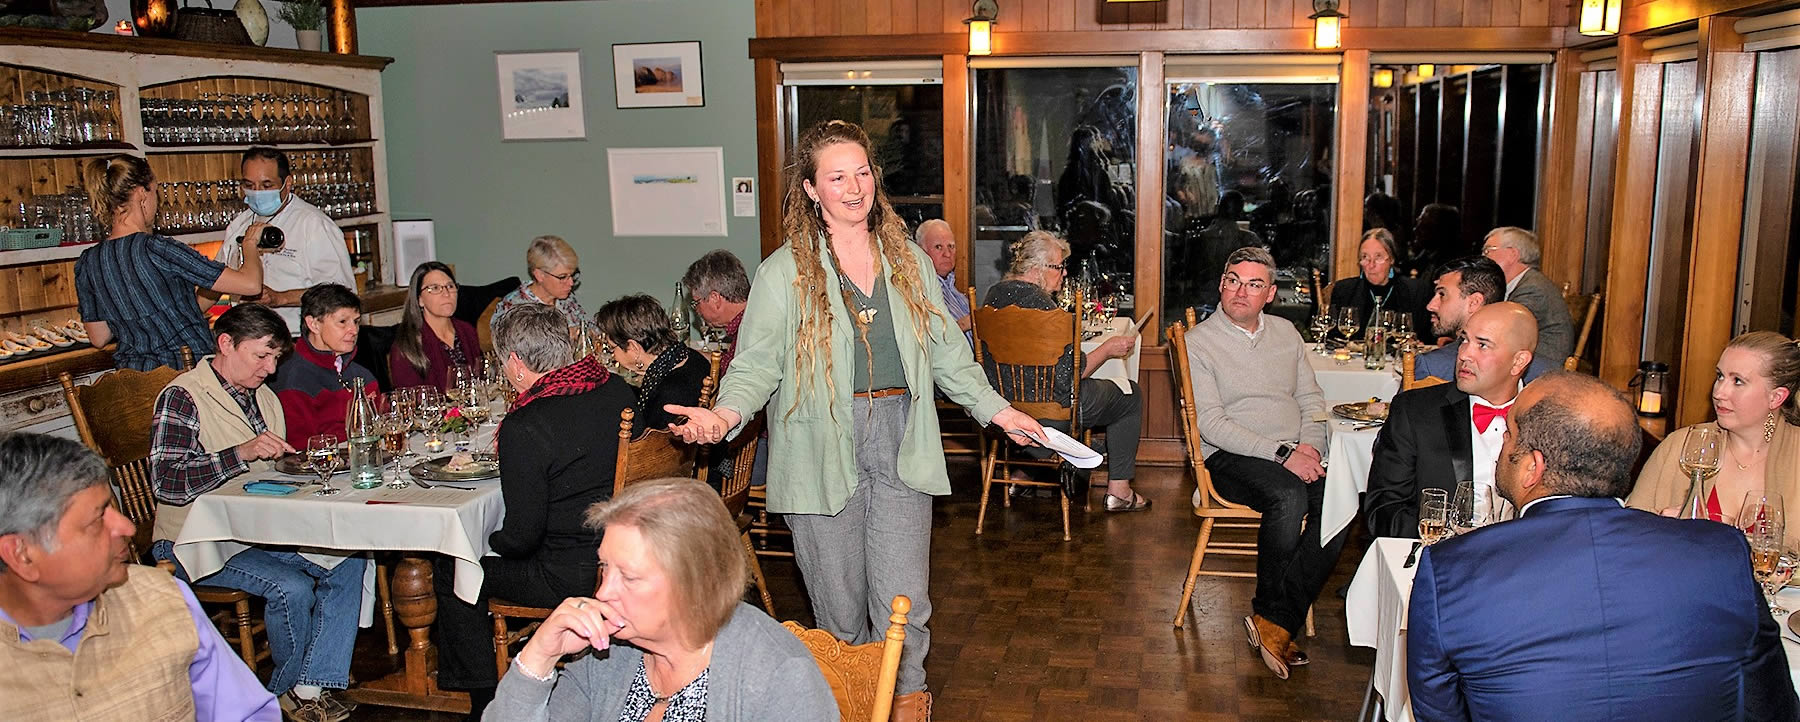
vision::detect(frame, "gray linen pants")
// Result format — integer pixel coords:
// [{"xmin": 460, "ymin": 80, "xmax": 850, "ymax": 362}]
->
[{"xmin": 785, "ymin": 393, "xmax": 933, "ymax": 694}]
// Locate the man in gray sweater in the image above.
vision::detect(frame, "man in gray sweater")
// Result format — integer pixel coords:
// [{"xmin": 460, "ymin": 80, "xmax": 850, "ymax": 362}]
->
[{"xmin": 1184, "ymin": 246, "xmax": 1346, "ymax": 681}]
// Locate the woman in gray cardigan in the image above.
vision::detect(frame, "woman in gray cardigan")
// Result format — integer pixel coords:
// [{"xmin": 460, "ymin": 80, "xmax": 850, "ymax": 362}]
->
[{"xmin": 485, "ymin": 478, "xmax": 836, "ymax": 722}]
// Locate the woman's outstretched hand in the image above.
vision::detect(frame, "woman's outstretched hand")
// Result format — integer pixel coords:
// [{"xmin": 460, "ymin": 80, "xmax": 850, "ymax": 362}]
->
[
  {"xmin": 665, "ymin": 404, "xmax": 742, "ymax": 444},
  {"xmin": 990, "ymin": 406, "xmax": 1046, "ymax": 447}
]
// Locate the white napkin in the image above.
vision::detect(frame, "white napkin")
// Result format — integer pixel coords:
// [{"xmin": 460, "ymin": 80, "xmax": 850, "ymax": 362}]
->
[{"xmin": 1013, "ymin": 427, "xmax": 1103, "ymax": 469}]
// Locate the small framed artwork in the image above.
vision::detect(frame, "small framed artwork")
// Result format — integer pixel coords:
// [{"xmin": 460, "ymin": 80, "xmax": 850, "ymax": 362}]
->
[
  {"xmin": 607, "ymin": 147, "xmax": 727, "ymax": 236},
  {"xmin": 612, "ymin": 41, "xmax": 704, "ymax": 109},
  {"xmin": 496, "ymin": 50, "xmax": 586, "ymax": 141}
]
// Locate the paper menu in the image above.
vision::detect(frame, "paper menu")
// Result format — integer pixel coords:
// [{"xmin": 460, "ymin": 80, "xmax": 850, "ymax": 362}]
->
[{"xmin": 1011, "ymin": 427, "xmax": 1103, "ymax": 469}]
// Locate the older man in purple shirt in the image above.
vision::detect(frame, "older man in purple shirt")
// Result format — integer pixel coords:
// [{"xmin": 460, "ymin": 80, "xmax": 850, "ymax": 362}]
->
[
  {"xmin": 0, "ymin": 432, "xmax": 278, "ymax": 722},
  {"xmin": 915, "ymin": 219, "xmax": 973, "ymax": 343}
]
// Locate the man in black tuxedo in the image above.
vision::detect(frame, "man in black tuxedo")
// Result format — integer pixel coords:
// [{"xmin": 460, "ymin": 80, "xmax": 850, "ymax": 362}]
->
[{"xmin": 1362, "ymin": 302, "xmax": 1538, "ymax": 537}]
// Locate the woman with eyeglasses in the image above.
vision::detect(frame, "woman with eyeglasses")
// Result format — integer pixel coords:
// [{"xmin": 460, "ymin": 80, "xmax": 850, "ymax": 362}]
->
[
  {"xmin": 1326, "ymin": 227, "xmax": 1430, "ymax": 340},
  {"xmin": 490, "ymin": 235, "xmax": 587, "ymax": 337},
  {"xmin": 594, "ymin": 293, "xmax": 711, "ymax": 436},
  {"xmin": 390, "ymin": 261, "xmax": 481, "ymax": 391}
]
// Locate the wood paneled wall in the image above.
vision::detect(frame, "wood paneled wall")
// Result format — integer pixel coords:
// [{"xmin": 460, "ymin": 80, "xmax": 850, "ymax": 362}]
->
[{"xmin": 757, "ymin": 0, "xmax": 1573, "ymax": 36}]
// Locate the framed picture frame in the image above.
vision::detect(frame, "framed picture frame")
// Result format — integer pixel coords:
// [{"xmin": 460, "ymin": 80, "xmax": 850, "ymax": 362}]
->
[
  {"xmin": 606, "ymin": 147, "xmax": 727, "ymax": 237},
  {"xmin": 611, "ymin": 41, "xmax": 705, "ymax": 109},
  {"xmin": 495, "ymin": 50, "xmax": 585, "ymax": 141}
]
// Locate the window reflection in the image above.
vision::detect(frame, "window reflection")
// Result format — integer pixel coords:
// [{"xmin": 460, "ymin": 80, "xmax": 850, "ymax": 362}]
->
[
  {"xmin": 792, "ymin": 84, "xmax": 944, "ymax": 228},
  {"xmin": 973, "ymin": 66, "xmax": 1137, "ymax": 311},
  {"xmin": 1163, "ymin": 82, "xmax": 1335, "ymax": 324}
]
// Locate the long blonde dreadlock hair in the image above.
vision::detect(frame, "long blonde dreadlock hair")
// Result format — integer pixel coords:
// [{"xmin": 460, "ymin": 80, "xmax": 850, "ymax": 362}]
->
[{"xmin": 782, "ymin": 120, "xmax": 945, "ymax": 418}]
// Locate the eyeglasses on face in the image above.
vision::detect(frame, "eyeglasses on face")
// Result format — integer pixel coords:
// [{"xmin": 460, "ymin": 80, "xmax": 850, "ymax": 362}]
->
[
  {"xmin": 1221, "ymin": 275, "xmax": 1270, "ymax": 292},
  {"xmin": 542, "ymin": 268, "xmax": 580, "ymax": 282},
  {"xmin": 421, "ymin": 283, "xmax": 456, "ymax": 295},
  {"xmin": 1045, "ymin": 263, "xmax": 1067, "ymax": 272}
]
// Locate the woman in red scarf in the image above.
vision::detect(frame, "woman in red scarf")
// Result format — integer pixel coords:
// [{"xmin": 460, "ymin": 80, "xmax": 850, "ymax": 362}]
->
[{"xmin": 433, "ymin": 302, "xmax": 634, "ymax": 717}]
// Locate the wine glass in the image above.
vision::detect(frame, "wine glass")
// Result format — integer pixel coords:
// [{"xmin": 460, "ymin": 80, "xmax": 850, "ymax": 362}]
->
[
  {"xmin": 1309, "ymin": 311, "xmax": 1332, "ymax": 355},
  {"xmin": 1334, "ymin": 306, "xmax": 1358, "ymax": 346},
  {"xmin": 1449, "ymin": 480, "xmax": 1494, "ymax": 535},
  {"xmin": 1745, "ymin": 512, "xmax": 1792, "ymax": 614},
  {"xmin": 306, "ymin": 433, "xmax": 342, "ymax": 496},
  {"xmin": 1678, "ymin": 427, "xmax": 1723, "ymax": 519},
  {"xmin": 1739, "ymin": 491, "xmax": 1787, "ymax": 536},
  {"xmin": 1420, "ymin": 488, "xmax": 1450, "ymax": 544}
]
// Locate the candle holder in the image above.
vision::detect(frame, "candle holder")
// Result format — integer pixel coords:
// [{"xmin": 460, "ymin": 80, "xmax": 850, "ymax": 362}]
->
[{"xmin": 1630, "ymin": 361, "xmax": 1669, "ymax": 418}]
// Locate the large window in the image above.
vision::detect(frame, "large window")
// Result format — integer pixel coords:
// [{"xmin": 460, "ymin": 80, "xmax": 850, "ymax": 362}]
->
[
  {"xmin": 1737, "ymin": 47, "xmax": 1800, "ymax": 337},
  {"xmin": 1163, "ymin": 76, "xmax": 1336, "ymax": 324},
  {"xmin": 1642, "ymin": 61, "xmax": 1697, "ymax": 367},
  {"xmin": 787, "ymin": 62, "xmax": 945, "ymax": 228},
  {"xmin": 972, "ymin": 62, "xmax": 1137, "ymax": 308}
]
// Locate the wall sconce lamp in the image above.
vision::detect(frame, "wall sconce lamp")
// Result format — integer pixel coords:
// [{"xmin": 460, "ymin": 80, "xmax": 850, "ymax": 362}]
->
[
  {"xmin": 1372, "ymin": 68, "xmax": 1395, "ymax": 88},
  {"xmin": 1417, "ymin": 63, "xmax": 1436, "ymax": 79},
  {"xmin": 966, "ymin": 0, "xmax": 998, "ymax": 56},
  {"xmin": 1579, "ymin": 0, "xmax": 1622, "ymax": 36},
  {"xmin": 1310, "ymin": 0, "xmax": 1345, "ymax": 50}
]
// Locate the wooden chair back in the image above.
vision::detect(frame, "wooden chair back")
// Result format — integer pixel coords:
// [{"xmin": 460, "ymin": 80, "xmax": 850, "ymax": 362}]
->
[
  {"xmin": 109, "ymin": 457, "xmax": 159, "ymax": 559},
  {"xmin": 718, "ymin": 417, "xmax": 764, "ymax": 520},
  {"xmin": 700, "ymin": 351, "xmax": 721, "ymax": 408},
  {"xmin": 784, "ymin": 595, "xmax": 910, "ymax": 722},
  {"xmin": 970, "ymin": 293, "xmax": 1081, "ymax": 422},
  {"xmin": 59, "ymin": 350, "xmax": 190, "ymax": 466},
  {"xmin": 613, "ymin": 407, "xmax": 699, "ymax": 495},
  {"xmin": 476, "ymin": 298, "xmax": 503, "ymax": 355},
  {"xmin": 1310, "ymin": 268, "xmax": 1325, "ymax": 314},
  {"xmin": 1565, "ymin": 291, "xmax": 1601, "ymax": 364},
  {"xmin": 1165, "ymin": 321, "xmax": 1257, "ymax": 517},
  {"xmin": 1400, "ymin": 348, "xmax": 1450, "ymax": 391}
]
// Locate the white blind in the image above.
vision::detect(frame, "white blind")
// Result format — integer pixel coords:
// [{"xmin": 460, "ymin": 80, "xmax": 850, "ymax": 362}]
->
[
  {"xmin": 1738, "ymin": 9, "xmax": 1800, "ymax": 52},
  {"xmin": 1166, "ymin": 54, "xmax": 1340, "ymax": 84},
  {"xmin": 780, "ymin": 60, "xmax": 943, "ymax": 86}
]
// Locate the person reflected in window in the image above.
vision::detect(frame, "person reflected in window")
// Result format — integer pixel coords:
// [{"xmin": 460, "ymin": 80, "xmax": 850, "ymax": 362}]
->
[{"xmin": 1191, "ymin": 191, "xmax": 1264, "ymax": 317}]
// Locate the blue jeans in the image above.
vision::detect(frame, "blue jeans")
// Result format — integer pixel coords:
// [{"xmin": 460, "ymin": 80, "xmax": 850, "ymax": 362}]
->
[{"xmin": 153, "ymin": 540, "xmax": 365, "ymax": 694}]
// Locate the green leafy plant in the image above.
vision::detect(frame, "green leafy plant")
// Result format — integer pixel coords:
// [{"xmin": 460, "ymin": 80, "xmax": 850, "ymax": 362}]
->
[{"xmin": 275, "ymin": 0, "xmax": 325, "ymax": 31}]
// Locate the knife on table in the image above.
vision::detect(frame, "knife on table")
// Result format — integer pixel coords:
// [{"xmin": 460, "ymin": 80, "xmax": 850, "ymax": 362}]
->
[{"xmin": 1403, "ymin": 541, "xmax": 1424, "ymax": 569}]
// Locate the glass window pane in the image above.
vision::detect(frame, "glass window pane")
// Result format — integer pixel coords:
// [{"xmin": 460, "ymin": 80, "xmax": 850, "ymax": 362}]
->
[
  {"xmin": 972, "ymin": 66, "xmax": 1137, "ymax": 311},
  {"xmin": 791, "ymin": 84, "xmax": 944, "ymax": 227},
  {"xmin": 1162, "ymin": 81, "xmax": 1336, "ymax": 325},
  {"xmin": 1642, "ymin": 61, "xmax": 1697, "ymax": 366},
  {"xmin": 1737, "ymin": 48, "xmax": 1800, "ymax": 337}
]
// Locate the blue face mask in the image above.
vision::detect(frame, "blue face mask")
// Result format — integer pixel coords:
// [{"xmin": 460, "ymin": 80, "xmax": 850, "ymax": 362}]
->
[{"xmin": 245, "ymin": 188, "xmax": 284, "ymax": 216}]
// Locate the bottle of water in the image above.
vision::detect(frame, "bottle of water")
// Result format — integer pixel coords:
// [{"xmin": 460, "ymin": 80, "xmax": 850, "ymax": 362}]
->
[{"xmin": 345, "ymin": 377, "xmax": 382, "ymax": 489}]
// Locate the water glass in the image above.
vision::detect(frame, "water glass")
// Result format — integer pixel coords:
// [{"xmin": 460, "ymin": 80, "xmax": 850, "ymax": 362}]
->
[
  {"xmin": 1420, "ymin": 488, "xmax": 1450, "ymax": 544},
  {"xmin": 306, "ymin": 433, "xmax": 342, "ymax": 496}
]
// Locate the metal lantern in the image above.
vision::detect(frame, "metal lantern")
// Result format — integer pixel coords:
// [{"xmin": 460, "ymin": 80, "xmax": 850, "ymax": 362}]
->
[{"xmin": 1629, "ymin": 361, "xmax": 1670, "ymax": 418}]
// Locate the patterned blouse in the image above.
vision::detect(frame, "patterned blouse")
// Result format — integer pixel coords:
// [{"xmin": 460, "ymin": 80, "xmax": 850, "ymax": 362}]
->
[
  {"xmin": 491, "ymin": 284, "xmax": 588, "ymax": 337},
  {"xmin": 617, "ymin": 661, "xmax": 708, "ymax": 722}
]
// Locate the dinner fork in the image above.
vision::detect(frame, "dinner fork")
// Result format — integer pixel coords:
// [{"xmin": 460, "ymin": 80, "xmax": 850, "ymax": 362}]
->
[{"xmin": 408, "ymin": 477, "xmax": 475, "ymax": 491}]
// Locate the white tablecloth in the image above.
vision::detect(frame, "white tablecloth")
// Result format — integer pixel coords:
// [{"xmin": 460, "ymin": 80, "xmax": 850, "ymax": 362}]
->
[
  {"xmin": 1345, "ymin": 537, "xmax": 1422, "ymax": 722},
  {"xmin": 1322, "ymin": 407, "xmax": 1383, "ymax": 547},
  {"xmin": 1308, "ymin": 352, "xmax": 1400, "ymax": 403},
  {"xmin": 1773, "ymin": 588, "xmax": 1800, "ymax": 694},
  {"xmin": 1081, "ymin": 316, "xmax": 1142, "ymax": 394}
]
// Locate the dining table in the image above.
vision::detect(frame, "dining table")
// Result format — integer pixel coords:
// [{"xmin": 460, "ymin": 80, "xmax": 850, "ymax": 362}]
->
[
  {"xmin": 1307, "ymin": 350, "xmax": 1401, "ymax": 402},
  {"xmin": 1081, "ymin": 315, "xmax": 1142, "ymax": 394},
  {"xmin": 171, "ymin": 431, "xmax": 506, "ymax": 714},
  {"xmin": 1320, "ymin": 401, "xmax": 1384, "ymax": 547}
]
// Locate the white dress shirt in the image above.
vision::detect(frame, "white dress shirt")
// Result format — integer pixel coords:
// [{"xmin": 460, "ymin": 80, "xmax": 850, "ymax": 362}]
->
[
  {"xmin": 218, "ymin": 196, "xmax": 354, "ymax": 332},
  {"xmin": 1467, "ymin": 391, "xmax": 1517, "ymax": 519}
]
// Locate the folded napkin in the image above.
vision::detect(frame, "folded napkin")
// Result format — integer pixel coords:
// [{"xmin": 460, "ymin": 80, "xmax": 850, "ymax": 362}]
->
[{"xmin": 243, "ymin": 481, "xmax": 300, "ymax": 496}]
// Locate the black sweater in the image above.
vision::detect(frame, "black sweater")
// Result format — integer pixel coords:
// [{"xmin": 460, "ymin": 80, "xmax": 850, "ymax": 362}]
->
[
  {"xmin": 490, "ymin": 376, "xmax": 636, "ymax": 596},
  {"xmin": 637, "ymin": 346, "xmax": 711, "ymax": 434}
]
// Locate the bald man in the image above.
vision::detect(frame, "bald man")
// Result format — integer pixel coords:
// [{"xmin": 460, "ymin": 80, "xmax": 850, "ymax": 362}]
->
[
  {"xmin": 1409, "ymin": 373, "xmax": 1797, "ymax": 720},
  {"xmin": 1362, "ymin": 303, "xmax": 1538, "ymax": 537}
]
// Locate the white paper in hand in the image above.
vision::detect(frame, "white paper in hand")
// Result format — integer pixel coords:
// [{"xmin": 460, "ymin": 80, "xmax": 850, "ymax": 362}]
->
[{"xmin": 1013, "ymin": 427, "xmax": 1103, "ymax": 469}]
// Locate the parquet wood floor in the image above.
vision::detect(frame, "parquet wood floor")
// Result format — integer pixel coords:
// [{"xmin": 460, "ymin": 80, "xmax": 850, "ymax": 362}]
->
[{"xmin": 349, "ymin": 460, "xmax": 1375, "ymax": 721}]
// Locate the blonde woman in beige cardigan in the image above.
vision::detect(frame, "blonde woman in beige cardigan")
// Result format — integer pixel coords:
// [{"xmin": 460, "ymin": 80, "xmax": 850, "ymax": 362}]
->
[{"xmin": 1628, "ymin": 332, "xmax": 1800, "ymax": 542}]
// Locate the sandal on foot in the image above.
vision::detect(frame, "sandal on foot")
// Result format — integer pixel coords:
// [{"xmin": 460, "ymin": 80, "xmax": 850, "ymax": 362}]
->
[{"xmin": 1103, "ymin": 493, "xmax": 1152, "ymax": 512}]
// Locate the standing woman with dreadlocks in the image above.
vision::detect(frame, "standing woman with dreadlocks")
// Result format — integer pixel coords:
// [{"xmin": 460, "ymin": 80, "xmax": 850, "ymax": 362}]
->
[{"xmin": 665, "ymin": 120, "xmax": 1043, "ymax": 721}]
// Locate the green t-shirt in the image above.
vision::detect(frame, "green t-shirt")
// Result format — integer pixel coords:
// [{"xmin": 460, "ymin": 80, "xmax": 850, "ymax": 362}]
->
[{"xmin": 846, "ymin": 275, "xmax": 908, "ymax": 393}]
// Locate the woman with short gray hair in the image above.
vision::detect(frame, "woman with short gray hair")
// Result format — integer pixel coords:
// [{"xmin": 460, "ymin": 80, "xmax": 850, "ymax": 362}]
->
[
  {"xmin": 491, "ymin": 234, "xmax": 588, "ymax": 336},
  {"xmin": 1005, "ymin": 230, "xmax": 1072, "ymax": 279},
  {"xmin": 434, "ymin": 302, "xmax": 636, "ymax": 716}
]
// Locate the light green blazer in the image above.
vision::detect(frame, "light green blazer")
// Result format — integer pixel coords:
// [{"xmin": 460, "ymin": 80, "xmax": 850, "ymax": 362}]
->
[{"xmin": 713, "ymin": 238, "xmax": 1010, "ymax": 516}]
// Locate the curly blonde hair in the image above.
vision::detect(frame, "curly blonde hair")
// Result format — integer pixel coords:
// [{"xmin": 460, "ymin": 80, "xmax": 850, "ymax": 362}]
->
[{"xmin": 781, "ymin": 120, "xmax": 942, "ymax": 418}]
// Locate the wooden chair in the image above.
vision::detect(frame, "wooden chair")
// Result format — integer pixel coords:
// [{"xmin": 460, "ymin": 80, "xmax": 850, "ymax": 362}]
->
[
  {"xmin": 971, "ymin": 295, "xmax": 1087, "ymax": 541},
  {"xmin": 1399, "ymin": 348, "xmax": 1450, "ymax": 392},
  {"xmin": 784, "ymin": 595, "xmax": 909, "ymax": 722},
  {"xmin": 719, "ymin": 417, "xmax": 776, "ymax": 615},
  {"xmin": 1563, "ymin": 291, "xmax": 1602, "ymax": 368},
  {"xmin": 1166, "ymin": 320, "xmax": 1311, "ymax": 636},
  {"xmin": 58, "ymin": 345, "xmax": 192, "ymax": 466},
  {"xmin": 747, "ymin": 486, "xmax": 793, "ymax": 559},
  {"xmin": 475, "ymin": 297, "xmax": 503, "ymax": 355},
  {"xmin": 614, "ymin": 406, "xmax": 701, "ymax": 495},
  {"xmin": 491, "ymin": 565, "xmax": 604, "ymax": 681}
]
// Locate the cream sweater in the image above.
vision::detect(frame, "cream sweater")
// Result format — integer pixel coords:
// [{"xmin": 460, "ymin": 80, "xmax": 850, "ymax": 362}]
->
[{"xmin": 1184, "ymin": 311, "xmax": 1328, "ymax": 461}]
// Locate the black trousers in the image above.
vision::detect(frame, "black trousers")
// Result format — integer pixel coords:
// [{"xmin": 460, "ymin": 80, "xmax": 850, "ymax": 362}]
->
[
  {"xmin": 1204, "ymin": 450, "xmax": 1349, "ymax": 636},
  {"xmin": 1031, "ymin": 379, "xmax": 1144, "ymax": 481},
  {"xmin": 432, "ymin": 555, "xmax": 584, "ymax": 689}
]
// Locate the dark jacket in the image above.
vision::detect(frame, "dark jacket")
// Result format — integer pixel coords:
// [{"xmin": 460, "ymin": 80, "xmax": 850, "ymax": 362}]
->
[
  {"xmin": 492, "ymin": 377, "xmax": 636, "ymax": 597},
  {"xmin": 636, "ymin": 345, "xmax": 711, "ymax": 434},
  {"xmin": 1362, "ymin": 382, "xmax": 1471, "ymax": 538},
  {"xmin": 388, "ymin": 318, "xmax": 480, "ymax": 392},
  {"xmin": 1328, "ymin": 275, "xmax": 1432, "ymax": 341},
  {"xmin": 269, "ymin": 336, "xmax": 380, "ymax": 449}
]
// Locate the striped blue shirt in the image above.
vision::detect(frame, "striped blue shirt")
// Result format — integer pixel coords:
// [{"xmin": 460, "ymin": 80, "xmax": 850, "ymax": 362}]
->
[
  {"xmin": 75, "ymin": 232, "xmax": 227, "ymax": 371},
  {"xmin": 938, "ymin": 270, "xmax": 973, "ymax": 345}
]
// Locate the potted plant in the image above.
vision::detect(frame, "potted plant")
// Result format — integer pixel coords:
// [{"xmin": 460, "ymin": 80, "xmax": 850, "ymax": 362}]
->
[{"xmin": 275, "ymin": 0, "xmax": 324, "ymax": 50}]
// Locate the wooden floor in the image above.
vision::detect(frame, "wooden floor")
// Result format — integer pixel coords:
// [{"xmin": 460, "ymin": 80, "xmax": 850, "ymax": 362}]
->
[{"xmin": 347, "ymin": 459, "xmax": 1375, "ymax": 721}]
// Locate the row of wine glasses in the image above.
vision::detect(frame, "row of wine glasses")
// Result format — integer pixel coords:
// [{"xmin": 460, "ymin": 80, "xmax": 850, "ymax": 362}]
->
[
  {"xmin": 1739, "ymin": 491, "xmax": 1796, "ymax": 614},
  {"xmin": 297, "ymin": 181, "xmax": 377, "ymax": 219},
  {"xmin": 1418, "ymin": 480, "xmax": 1511, "ymax": 546},
  {"xmin": 155, "ymin": 181, "xmax": 245, "ymax": 233},
  {"xmin": 140, "ymin": 92, "xmax": 360, "ymax": 146},
  {"xmin": 14, "ymin": 189, "xmax": 102, "ymax": 244},
  {"xmin": 1, "ymin": 89, "xmax": 120, "ymax": 147}
]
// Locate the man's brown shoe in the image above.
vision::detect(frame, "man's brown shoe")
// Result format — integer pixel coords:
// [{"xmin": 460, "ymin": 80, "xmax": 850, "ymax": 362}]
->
[
  {"xmin": 1242, "ymin": 614, "xmax": 1291, "ymax": 680},
  {"xmin": 1285, "ymin": 640, "xmax": 1310, "ymax": 666},
  {"xmin": 892, "ymin": 691, "xmax": 933, "ymax": 722}
]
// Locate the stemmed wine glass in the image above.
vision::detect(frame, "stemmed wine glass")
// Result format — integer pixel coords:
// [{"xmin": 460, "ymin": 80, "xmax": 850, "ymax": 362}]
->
[
  {"xmin": 1419, "ymin": 488, "xmax": 1450, "ymax": 545},
  {"xmin": 1333, "ymin": 306, "xmax": 1359, "ymax": 364},
  {"xmin": 1740, "ymin": 491, "xmax": 1791, "ymax": 613},
  {"xmin": 1678, "ymin": 427, "xmax": 1723, "ymax": 520},
  {"xmin": 1449, "ymin": 480, "xmax": 1498, "ymax": 536},
  {"xmin": 306, "ymin": 433, "xmax": 342, "ymax": 496},
  {"xmin": 1310, "ymin": 310, "xmax": 1332, "ymax": 355}
]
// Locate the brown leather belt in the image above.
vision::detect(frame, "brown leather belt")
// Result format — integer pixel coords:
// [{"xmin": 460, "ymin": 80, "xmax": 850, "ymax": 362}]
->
[{"xmin": 854, "ymin": 387, "xmax": 909, "ymax": 399}]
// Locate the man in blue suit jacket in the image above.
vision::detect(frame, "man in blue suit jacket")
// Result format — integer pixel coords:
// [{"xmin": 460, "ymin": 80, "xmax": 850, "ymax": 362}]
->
[
  {"xmin": 1408, "ymin": 372, "xmax": 1797, "ymax": 722},
  {"xmin": 1414, "ymin": 256, "xmax": 1557, "ymax": 384}
]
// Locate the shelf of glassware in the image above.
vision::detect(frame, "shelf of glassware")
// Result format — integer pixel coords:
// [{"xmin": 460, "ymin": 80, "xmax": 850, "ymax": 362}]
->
[{"xmin": 0, "ymin": 213, "xmax": 388, "ymax": 267}]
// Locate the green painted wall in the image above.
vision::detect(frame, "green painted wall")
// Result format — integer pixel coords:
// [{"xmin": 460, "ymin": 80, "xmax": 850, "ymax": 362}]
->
[{"xmin": 359, "ymin": 0, "xmax": 759, "ymax": 311}]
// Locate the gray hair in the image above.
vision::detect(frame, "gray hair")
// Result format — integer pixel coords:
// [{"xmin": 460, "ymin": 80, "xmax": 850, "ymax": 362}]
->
[
  {"xmin": 681, "ymin": 250, "xmax": 750, "ymax": 304},
  {"xmin": 1005, "ymin": 230, "xmax": 1070, "ymax": 278},
  {"xmin": 1223, "ymin": 246, "xmax": 1277, "ymax": 283},
  {"xmin": 1486, "ymin": 227, "xmax": 1540, "ymax": 266},
  {"xmin": 526, "ymin": 235, "xmax": 579, "ymax": 274},
  {"xmin": 493, "ymin": 303, "xmax": 576, "ymax": 374},
  {"xmin": 1360, "ymin": 227, "xmax": 1399, "ymax": 263},
  {"xmin": 913, "ymin": 218, "xmax": 951, "ymax": 246},
  {"xmin": 0, "ymin": 432, "xmax": 109, "ymax": 572},
  {"xmin": 1509, "ymin": 372, "xmax": 1642, "ymax": 499}
]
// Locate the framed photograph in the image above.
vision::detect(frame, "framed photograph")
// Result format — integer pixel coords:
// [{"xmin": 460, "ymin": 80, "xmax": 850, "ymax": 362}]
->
[
  {"xmin": 496, "ymin": 50, "xmax": 586, "ymax": 140},
  {"xmin": 607, "ymin": 147, "xmax": 727, "ymax": 237},
  {"xmin": 612, "ymin": 41, "xmax": 705, "ymax": 109}
]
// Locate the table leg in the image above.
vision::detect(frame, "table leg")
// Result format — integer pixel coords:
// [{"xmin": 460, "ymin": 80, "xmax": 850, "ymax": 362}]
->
[{"xmin": 340, "ymin": 555, "xmax": 470, "ymax": 714}]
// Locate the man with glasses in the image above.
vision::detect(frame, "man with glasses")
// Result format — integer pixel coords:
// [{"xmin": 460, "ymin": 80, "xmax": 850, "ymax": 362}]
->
[
  {"xmin": 1184, "ymin": 246, "xmax": 1342, "ymax": 680},
  {"xmin": 214, "ymin": 147, "xmax": 355, "ymax": 334},
  {"xmin": 1479, "ymin": 227, "xmax": 1574, "ymax": 365}
]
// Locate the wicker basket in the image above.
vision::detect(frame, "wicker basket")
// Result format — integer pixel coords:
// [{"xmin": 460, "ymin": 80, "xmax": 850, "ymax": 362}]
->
[{"xmin": 174, "ymin": 0, "xmax": 252, "ymax": 45}]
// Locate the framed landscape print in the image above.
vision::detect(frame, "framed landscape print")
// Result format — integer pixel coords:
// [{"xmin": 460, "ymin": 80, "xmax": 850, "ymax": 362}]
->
[
  {"xmin": 496, "ymin": 50, "xmax": 585, "ymax": 140},
  {"xmin": 612, "ymin": 41, "xmax": 704, "ymax": 109}
]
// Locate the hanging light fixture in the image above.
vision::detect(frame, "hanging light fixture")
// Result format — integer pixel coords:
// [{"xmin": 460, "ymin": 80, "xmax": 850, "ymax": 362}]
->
[
  {"xmin": 1372, "ymin": 68, "xmax": 1395, "ymax": 88},
  {"xmin": 1579, "ymin": 0, "xmax": 1622, "ymax": 36},
  {"xmin": 965, "ymin": 0, "xmax": 998, "ymax": 56},
  {"xmin": 1310, "ymin": 0, "xmax": 1345, "ymax": 50},
  {"xmin": 1417, "ymin": 63, "xmax": 1436, "ymax": 79}
]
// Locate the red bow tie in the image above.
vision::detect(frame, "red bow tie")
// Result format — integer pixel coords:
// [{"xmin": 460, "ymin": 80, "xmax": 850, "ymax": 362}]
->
[{"xmin": 1473, "ymin": 403, "xmax": 1509, "ymax": 433}]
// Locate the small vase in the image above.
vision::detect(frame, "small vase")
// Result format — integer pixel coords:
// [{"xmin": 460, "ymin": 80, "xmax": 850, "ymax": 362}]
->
[
  {"xmin": 234, "ymin": 0, "xmax": 269, "ymax": 45},
  {"xmin": 296, "ymin": 28, "xmax": 322, "ymax": 51}
]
